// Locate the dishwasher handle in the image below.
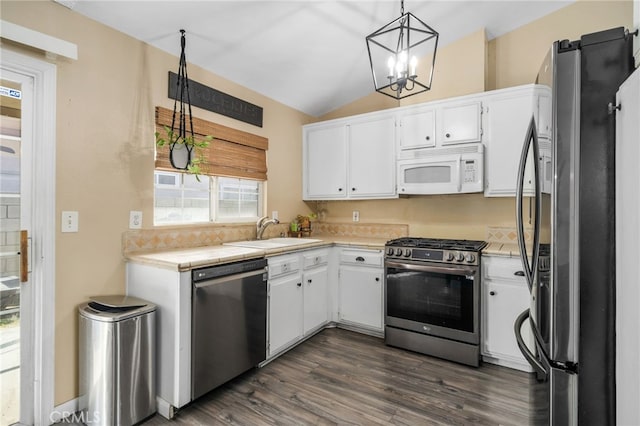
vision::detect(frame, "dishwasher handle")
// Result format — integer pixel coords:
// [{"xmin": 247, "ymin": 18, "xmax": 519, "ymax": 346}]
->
[{"xmin": 194, "ymin": 268, "xmax": 266, "ymax": 289}]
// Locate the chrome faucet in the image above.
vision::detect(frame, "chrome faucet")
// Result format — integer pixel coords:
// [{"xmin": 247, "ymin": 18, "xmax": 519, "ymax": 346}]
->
[{"xmin": 256, "ymin": 216, "xmax": 279, "ymax": 240}]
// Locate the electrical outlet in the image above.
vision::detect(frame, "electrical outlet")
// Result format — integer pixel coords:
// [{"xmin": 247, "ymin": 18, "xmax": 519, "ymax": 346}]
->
[
  {"xmin": 129, "ymin": 211, "xmax": 143, "ymax": 229},
  {"xmin": 352, "ymin": 210, "xmax": 360, "ymax": 222},
  {"xmin": 61, "ymin": 211, "xmax": 79, "ymax": 233}
]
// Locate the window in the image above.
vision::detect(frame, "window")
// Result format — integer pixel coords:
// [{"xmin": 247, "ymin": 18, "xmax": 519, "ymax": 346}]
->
[{"xmin": 154, "ymin": 171, "xmax": 264, "ymax": 225}]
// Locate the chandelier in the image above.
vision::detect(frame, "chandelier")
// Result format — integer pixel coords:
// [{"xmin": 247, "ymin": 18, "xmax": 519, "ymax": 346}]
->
[{"xmin": 366, "ymin": 0, "xmax": 439, "ymax": 99}]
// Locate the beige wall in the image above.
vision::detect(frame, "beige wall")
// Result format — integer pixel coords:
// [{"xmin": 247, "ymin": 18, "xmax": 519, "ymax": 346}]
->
[
  {"xmin": 0, "ymin": 0, "xmax": 633, "ymax": 408},
  {"xmin": 1, "ymin": 0, "xmax": 313, "ymax": 405}
]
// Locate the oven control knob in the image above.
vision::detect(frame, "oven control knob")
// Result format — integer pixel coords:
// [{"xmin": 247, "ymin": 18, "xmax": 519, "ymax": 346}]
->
[
  {"xmin": 404, "ymin": 249, "xmax": 412, "ymax": 257},
  {"xmin": 445, "ymin": 252, "xmax": 455, "ymax": 261},
  {"xmin": 395, "ymin": 248, "xmax": 403, "ymax": 256},
  {"xmin": 386, "ymin": 247, "xmax": 395, "ymax": 256},
  {"xmin": 455, "ymin": 252, "xmax": 465, "ymax": 262},
  {"xmin": 465, "ymin": 253, "xmax": 476, "ymax": 263}
]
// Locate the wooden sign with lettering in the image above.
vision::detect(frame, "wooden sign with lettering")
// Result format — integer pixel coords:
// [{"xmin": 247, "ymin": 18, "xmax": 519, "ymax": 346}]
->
[{"xmin": 168, "ymin": 71, "xmax": 263, "ymax": 127}]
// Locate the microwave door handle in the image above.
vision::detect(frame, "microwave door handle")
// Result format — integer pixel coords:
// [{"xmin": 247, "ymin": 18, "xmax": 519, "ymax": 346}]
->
[{"xmin": 455, "ymin": 155, "xmax": 462, "ymax": 192}]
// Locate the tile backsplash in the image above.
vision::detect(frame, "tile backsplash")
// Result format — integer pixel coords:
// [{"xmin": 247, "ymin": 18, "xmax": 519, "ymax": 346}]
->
[
  {"xmin": 312, "ymin": 222, "xmax": 408, "ymax": 240},
  {"xmin": 486, "ymin": 226, "xmax": 532, "ymax": 244},
  {"xmin": 122, "ymin": 221, "xmax": 408, "ymax": 254}
]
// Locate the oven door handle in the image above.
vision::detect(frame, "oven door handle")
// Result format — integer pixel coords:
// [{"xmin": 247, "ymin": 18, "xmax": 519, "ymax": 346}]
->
[{"xmin": 385, "ymin": 260, "xmax": 476, "ymax": 276}]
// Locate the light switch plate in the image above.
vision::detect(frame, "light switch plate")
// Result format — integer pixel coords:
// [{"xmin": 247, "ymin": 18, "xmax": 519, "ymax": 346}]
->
[
  {"xmin": 129, "ymin": 211, "xmax": 142, "ymax": 229},
  {"xmin": 272, "ymin": 210, "xmax": 278, "ymax": 221},
  {"xmin": 352, "ymin": 210, "xmax": 360, "ymax": 222},
  {"xmin": 61, "ymin": 211, "xmax": 79, "ymax": 233}
]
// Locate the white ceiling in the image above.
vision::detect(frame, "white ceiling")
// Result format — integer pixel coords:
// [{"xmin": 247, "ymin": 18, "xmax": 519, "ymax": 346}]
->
[{"xmin": 55, "ymin": 0, "xmax": 574, "ymax": 117}]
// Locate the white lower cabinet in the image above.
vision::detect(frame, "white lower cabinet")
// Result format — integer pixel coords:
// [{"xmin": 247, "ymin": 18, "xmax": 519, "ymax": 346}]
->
[
  {"xmin": 481, "ymin": 255, "xmax": 533, "ymax": 372},
  {"xmin": 268, "ymin": 249, "xmax": 329, "ymax": 358},
  {"xmin": 337, "ymin": 248, "xmax": 384, "ymax": 334},
  {"xmin": 268, "ymin": 271, "xmax": 303, "ymax": 356}
]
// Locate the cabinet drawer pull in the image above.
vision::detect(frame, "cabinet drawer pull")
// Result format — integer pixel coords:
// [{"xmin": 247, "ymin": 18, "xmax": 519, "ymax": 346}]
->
[
  {"xmin": 338, "ymin": 188, "xmax": 343, "ymax": 191},
  {"xmin": 307, "ymin": 279, "xmax": 312, "ymax": 284},
  {"xmin": 445, "ymin": 133, "xmax": 451, "ymax": 138},
  {"xmin": 489, "ymin": 291, "xmax": 496, "ymax": 296},
  {"xmin": 352, "ymin": 187, "xmax": 356, "ymax": 191},
  {"xmin": 425, "ymin": 136, "xmax": 430, "ymax": 141},
  {"xmin": 355, "ymin": 256, "xmax": 365, "ymax": 262},
  {"xmin": 514, "ymin": 271, "xmax": 525, "ymax": 277}
]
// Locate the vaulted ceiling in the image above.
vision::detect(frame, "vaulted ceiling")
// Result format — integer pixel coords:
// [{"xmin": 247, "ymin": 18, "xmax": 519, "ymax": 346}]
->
[{"xmin": 54, "ymin": 0, "xmax": 574, "ymax": 117}]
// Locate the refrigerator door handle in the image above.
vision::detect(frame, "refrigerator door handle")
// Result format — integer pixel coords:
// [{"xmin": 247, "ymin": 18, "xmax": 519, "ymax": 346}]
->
[
  {"xmin": 516, "ymin": 116, "xmax": 542, "ymax": 292},
  {"xmin": 514, "ymin": 308, "xmax": 546, "ymax": 379}
]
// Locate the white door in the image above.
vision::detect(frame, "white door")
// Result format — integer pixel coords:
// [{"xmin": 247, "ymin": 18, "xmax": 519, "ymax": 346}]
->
[
  {"xmin": 302, "ymin": 266, "xmax": 328, "ymax": 334},
  {"xmin": 268, "ymin": 274, "xmax": 303, "ymax": 356},
  {"xmin": 338, "ymin": 266, "xmax": 383, "ymax": 330},
  {"xmin": 1, "ymin": 50, "xmax": 56, "ymax": 426},
  {"xmin": 348, "ymin": 116, "xmax": 396, "ymax": 198}
]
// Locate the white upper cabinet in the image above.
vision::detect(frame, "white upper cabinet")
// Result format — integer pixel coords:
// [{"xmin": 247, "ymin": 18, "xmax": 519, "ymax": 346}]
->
[
  {"xmin": 347, "ymin": 115, "xmax": 396, "ymax": 198},
  {"xmin": 440, "ymin": 100, "xmax": 483, "ymax": 145},
  {"xmin": 397, "ymin": 98, "xmax": 483, "ymax": 156},
  {"xmin": 303, "ymin": 112, "xmax": 397, "ymax": 200},
  {"xmin": 304, "ymin": 123, "xmax": 348, "ymax": 199},
  {"xmin": 483, "ymin": 85, "xmax": 552, "ymax": 197},
  {"xmin": 398, "ymin": 106, "xmax": 436, "ymax": 151}
]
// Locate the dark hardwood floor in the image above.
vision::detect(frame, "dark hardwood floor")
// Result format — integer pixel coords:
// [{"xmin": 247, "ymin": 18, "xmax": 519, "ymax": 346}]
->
[{"xmin": 144, "ymin": 328, "xmax": 545, "ymax": 425}]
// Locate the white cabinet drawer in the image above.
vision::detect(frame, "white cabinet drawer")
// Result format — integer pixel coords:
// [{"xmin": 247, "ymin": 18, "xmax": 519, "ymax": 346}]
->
[
  {"xmin": 483, "ymin": 256, "xmax": 526, "ymax": 282},
  {"xmin": 302, "ymin": 249, "xmax": 329, "ymax": 269},
  {"xmin": 339, "ymin": 249, "xmax": 383, "ymax": 267},
  {"xmin": 268, "ymin": 254, "xmax": 301, "ymax": 279}
]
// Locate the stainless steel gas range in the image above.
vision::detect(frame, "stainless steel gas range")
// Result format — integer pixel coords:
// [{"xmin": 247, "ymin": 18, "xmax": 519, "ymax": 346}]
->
[{"xmin": 384, "ymin": 237, "xmax": 487, "ymax": 367}]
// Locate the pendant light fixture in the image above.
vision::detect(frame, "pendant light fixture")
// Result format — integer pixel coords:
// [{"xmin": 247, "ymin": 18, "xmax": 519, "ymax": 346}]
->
[{"xmin": 366, "ymin": 0, "xmax": 439, "ymax": 99}]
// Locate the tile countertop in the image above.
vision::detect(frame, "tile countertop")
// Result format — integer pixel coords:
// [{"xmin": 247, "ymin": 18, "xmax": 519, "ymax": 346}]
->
[
  {"xmin": 483, "ymin": 242, "xmax": 533, "ymax": 258},
  {"xmin": 125, "ymin": 236, "xmax": 388, "ymax": 272}
]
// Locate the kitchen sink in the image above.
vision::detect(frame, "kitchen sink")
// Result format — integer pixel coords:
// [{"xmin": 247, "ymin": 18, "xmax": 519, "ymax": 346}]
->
[{"xmin": 224, "ymin": 237, "xmax": 321, "ymax": 249}]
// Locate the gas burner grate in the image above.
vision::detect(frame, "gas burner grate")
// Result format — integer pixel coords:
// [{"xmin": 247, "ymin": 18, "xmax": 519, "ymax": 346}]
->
[{"xmin": 386, "ymin": 237, "xmax": 487, "ymax": 251}]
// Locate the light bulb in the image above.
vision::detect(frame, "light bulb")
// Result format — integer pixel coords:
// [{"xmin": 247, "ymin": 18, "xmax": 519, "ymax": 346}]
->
[
  {"xmin": 410, "ymin": 56, "xmax": 418, "ymax": 77},
  {"xmin": 387, "ymin": 56, "xmax": 395, "ymax": 77}
]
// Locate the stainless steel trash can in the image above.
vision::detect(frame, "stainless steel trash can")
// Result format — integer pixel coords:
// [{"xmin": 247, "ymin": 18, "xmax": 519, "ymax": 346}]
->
[{"xmin": 79, "ymin": 295, "xmax": 156, "ymax": 426}]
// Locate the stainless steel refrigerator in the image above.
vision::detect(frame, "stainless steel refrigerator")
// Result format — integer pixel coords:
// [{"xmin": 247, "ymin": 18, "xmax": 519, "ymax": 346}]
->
[{"xmin": 514, "ymin": 27, "xmax": 635, "ymax": 425}]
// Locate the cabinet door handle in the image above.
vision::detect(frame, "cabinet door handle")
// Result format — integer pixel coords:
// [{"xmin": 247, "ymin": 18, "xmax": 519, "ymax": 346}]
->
[
  {"xmin": 425, "ymin": 136, "xmax": 430, "ymax": 141},
  {"xmin": 514, "ymin": 271, "xmax": 525, "ymax": 277},
  {"xmin": 307, "ymin": 279, "xmax": 312, "ymax": 284},
  {"xmin": 445, "ymin": 133, "xmax": 451, "ymax": 138},
  {"xmin": 355, "ymin": 256, "xmax": 365, "ymax": 262},
  {"xmin": 338, "ymin": 188, "xmax": 343, "ymax": 192},
  {"xmin": 375, "ymin": 277, "xmax": 380, "ymax": 282},
  {"xmin": 489, "ymin": 291, "xmax": 496, "ymax": 296},
  {"xmin": 297, "ymin": 282, "xmax": 302, "ymax": 287},
  {"xmin": 352, "ymin": 187, "xmax": 356, "ymax": 191}
]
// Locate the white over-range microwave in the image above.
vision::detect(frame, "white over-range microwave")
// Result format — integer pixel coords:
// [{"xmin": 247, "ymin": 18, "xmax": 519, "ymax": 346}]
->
[{"xmin": 397, "ymin": 144, "xmax": 484, "ymax": 195}]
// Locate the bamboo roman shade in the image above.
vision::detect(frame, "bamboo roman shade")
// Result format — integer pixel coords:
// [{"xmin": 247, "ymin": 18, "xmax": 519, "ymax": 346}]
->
[{"xmin": 155, "ymin": 106, "xmax": 268, "ymax": 180}]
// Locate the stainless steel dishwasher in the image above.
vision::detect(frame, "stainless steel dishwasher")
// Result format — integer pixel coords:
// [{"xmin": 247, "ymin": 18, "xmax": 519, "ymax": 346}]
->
[{"xmin": 191, "ymin": 257, "xmax": 267, "ymax": 400}]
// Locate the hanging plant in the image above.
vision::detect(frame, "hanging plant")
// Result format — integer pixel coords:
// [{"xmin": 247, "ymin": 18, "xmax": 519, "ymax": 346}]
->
[{"xmin": 155, "ymin": 29, "xmax": 212, "ymax": 179}]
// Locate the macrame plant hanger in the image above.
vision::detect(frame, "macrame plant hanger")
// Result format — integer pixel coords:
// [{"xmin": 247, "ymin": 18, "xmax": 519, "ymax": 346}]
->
[{"xmin": 169, "ymin": 29, "xmax": 195, "ymax": 170}]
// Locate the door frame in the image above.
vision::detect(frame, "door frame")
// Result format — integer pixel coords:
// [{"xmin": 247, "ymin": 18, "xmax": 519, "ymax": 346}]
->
[{"xmin": 1, "ymin": 48, "xmax": 56, "ymax": 426}]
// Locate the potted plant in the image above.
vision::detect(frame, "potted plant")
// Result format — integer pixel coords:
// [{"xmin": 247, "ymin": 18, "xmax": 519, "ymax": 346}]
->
[{"xmin": 155, "ymin": 126, "xmax": 212, "ymax": 178}]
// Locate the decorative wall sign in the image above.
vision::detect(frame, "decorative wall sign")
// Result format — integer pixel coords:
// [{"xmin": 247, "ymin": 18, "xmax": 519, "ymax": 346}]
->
[{"xmin": 168, "ymin": 72, "xmax": 263, "ymax": 128}]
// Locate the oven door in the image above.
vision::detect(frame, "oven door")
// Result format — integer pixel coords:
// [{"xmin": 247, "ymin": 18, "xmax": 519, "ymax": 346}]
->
[{"xmin": 385, "ymin": 259, "xmax": 480, "ymax": 345}]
